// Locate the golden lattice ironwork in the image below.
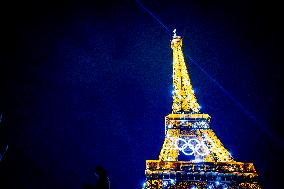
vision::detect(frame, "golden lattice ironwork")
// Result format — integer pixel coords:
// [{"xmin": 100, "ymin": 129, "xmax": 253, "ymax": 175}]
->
[
  {"xmin": 158, "ymin": 113, "xmax": 234, "ymax": 162},
  {"xmin": 171, "ymin": 36, "xmax": 200, "ymax": 113},
  {"xmin": 143, "ymin": 31, "xmax": 261, "ymax": 189}
]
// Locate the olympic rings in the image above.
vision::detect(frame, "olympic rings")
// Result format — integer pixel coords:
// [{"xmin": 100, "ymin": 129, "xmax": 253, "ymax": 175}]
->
[{"xmin": 169, "ymin": 137, "xmax": 215, "ymax": 156}]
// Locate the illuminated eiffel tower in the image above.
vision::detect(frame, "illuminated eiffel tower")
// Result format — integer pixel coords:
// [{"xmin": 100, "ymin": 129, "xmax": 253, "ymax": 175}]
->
[{"xmin": 143, "ymin": 31, "xmax": 261, "ymax": 189}]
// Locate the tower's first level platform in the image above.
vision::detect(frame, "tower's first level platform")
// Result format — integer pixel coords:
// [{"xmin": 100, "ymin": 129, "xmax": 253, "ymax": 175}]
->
[{"xmin": 144, "ymin": 160, "xmax": 260, "ymax": 189}]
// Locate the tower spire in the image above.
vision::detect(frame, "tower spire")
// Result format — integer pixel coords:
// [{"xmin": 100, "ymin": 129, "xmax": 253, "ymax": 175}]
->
[{"xmin": 171, "ymin": 30, "xmax": 200, "ymax": 113}]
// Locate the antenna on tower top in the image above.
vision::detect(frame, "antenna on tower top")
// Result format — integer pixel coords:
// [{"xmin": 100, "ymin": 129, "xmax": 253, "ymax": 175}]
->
[{"xmin": 173, "ymin": 29, "xmax": 177, "ymax": 38}]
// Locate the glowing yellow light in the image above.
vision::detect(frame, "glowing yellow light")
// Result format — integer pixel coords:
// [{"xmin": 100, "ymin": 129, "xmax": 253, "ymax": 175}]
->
[{"xmin": 143, "ymin": 32, "xmax": 261, "ymax": 189}]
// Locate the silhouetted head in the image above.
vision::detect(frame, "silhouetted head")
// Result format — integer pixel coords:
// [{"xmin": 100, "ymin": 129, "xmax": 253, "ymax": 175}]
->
[{"xmin": 95, "ymin": 165, "xmax": 107, "ymax": 177}]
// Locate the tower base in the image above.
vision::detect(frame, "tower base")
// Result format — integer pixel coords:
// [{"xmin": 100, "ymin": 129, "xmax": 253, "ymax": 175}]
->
[{"xmin": 144, "ymin": 160, "xmax": 261, "ymax": 189}]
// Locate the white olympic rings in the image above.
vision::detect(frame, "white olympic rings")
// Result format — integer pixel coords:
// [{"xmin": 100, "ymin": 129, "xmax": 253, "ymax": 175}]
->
[{"xmin": 169, "ymin": 137, "xmax": 215, "ymax": 156}]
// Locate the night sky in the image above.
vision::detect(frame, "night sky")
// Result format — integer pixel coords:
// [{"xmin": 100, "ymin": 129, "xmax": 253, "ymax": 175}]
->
[{"xmin": 0, "ymin": 0, "xmax": 283, "ymax": 188}]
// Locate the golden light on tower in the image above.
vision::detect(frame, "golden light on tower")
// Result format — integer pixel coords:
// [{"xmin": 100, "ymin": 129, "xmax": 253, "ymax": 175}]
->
[
  {"xmin": 143, "ymin": 30, "xmax": 261, "ymax": 189},
  {"xmin": 171, "ymin": 34, "xmax": 200, "ymax": 113}
]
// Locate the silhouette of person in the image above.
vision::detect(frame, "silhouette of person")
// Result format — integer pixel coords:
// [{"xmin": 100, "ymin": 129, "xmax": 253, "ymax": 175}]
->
[
  {"xmin": 94, "ymin": 166, "xmax": 110, "ymax": 189},
  {"xmin": 83, "ymin": 165, "xmax": 110, "ymax": 189}
]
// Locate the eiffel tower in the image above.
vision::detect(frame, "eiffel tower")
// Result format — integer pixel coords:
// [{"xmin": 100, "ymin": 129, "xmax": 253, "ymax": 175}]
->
[{"xmin": 143, "ymin": 31, "xmax": 261, "ymax": 189}]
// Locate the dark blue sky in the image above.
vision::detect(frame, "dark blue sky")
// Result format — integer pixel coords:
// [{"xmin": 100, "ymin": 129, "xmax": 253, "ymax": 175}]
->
[{"xmin": 0, "ymin": 0, "xmax": 283, "ymax": 188}]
